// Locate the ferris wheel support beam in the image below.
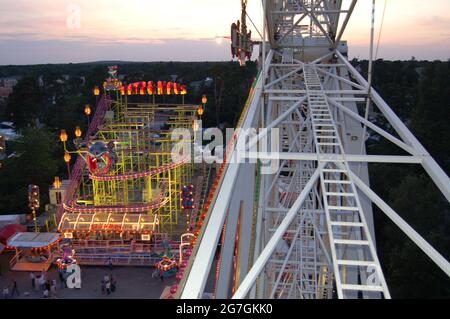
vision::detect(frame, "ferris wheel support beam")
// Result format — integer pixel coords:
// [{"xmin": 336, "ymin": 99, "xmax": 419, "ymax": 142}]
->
[
  {"xmin": 336, "ymin": 51, "xmax": 450, "ymax": 202},
  {"xmin": 275, "ymin": 0, "xmax": 324, "ymax": 45},
  {"xmin": 296, "ymin": 1, "xmax": 334, "ymax": 45},
  {"xmin": 333, "ymin": 0, "xmax": 357, "ymax": 48},
  {"xmin": 180, "ymin": 51, "xmax": 273, "ymax": 299},
  {"xmin": 215, "ymin": 163, "xmax": 256, "ymax": 298},
  {"xmin": 232, "ymin": 164, "xmax": 324, "ymax": 299},
  {"xmin": 346, "ymin": 166, "xmax": 450, "ymax": 277},
  {"xmin": 245, "ymin": 152, "xmax": 422, "ymax": 164}
]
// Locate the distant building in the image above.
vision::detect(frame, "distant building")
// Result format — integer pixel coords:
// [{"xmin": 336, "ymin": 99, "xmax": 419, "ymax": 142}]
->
[
  {"xmin": 0, "ymin": 121, "xmax": 20, "ymax": 141},
  {"xmin": 189, "ymin": 77, "xmax": 214, "ymax": 92},
  {"xmin": 0, "ymin": 76, "xmax": 22, "ymax": 100},
  {"xmin": 204, "ymin": 77, "xmax": 214, "ymax": 87},
  {"xmin": 37, "ymin": 75, "xmax": 44, "ymax": 87}
]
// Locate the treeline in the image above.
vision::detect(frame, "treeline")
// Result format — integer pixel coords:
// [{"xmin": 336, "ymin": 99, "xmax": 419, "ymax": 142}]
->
[{"xmin": 355, "ymin": 58, "xmax": 450, "ymax": 298}]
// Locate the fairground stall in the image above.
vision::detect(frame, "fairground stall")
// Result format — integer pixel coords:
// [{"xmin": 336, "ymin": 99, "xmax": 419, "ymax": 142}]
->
[{"xmin": 7, "ymin": 232, "xmax": 61, "ymax": 271}]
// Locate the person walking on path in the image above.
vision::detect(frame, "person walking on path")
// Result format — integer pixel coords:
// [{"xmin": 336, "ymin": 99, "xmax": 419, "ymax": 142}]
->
[
  {"xmin": 11, "ymin": 279, "xmax": 19, "ymax": 297},
  {"xmin": 105, "ymin": 280, "xmax": 111, "ymax": 295},
  {"xmin": 50, "ymin": 283, "xmax": 57, "ymax": 299},
  {"xmin": 101, "ymin": 278, "xmax": 106, "ymax": 295},
  {"xmin": 30, "ymin": 272, "xmax": 36, "ymax": 289},
  {"xmin": 107, "ymin": 257, "xmax": 113, "ymax": 271},
  {"xmin": 58, "ymin": 270, "xmax": 66, "ymax": 288},
  {"xmin": 110, "ymin": 276, "xmax": 116, "ymax": 293},
  {"xmin": 38, "ymin": 275, "xmax": 45, "ymax": 291},
  {"xmin": 3, "ymin": 286, "xmax": 9, "ymax": 299}
]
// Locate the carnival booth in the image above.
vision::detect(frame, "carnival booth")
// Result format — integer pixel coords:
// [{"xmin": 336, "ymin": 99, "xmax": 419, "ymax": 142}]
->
[
  {"xmin": 7, "ymin": 232, "xmax": 61, "ymax": 271},
  {"xmin": 156, "ymin": 255, "xmax": 178, "ymax": 278}
]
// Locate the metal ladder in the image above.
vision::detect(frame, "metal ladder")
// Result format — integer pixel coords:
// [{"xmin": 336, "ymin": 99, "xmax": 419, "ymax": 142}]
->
[{"xmin": 303, "ymin": 64, "xmax": 390, "ymax": 299}]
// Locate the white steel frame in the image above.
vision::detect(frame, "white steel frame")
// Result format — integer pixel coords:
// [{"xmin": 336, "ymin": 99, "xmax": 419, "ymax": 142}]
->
[{"xmin": 179, "ymin": 0, "xmax": 450, "ymax": 299}]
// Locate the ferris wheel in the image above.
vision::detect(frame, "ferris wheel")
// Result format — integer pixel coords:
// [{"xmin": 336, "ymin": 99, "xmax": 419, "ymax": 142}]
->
[{"xmin": 177, "ymin": 0, "xmax": 450, "ymax": 299}]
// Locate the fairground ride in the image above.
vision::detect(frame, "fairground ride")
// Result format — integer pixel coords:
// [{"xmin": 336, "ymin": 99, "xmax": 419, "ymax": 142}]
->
[{"xmin": 57, "ymin": 68, "xmax": 204, "ymax": 267}]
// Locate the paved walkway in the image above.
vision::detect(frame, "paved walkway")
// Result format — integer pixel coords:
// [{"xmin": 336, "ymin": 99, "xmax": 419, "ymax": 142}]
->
[{"xmin": 0, "ymin": 252, "xmax": 175, "ymax": 299}]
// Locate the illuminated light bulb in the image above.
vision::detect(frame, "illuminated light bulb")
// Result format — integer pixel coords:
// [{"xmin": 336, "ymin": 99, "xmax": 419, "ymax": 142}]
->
[
  {"xmin": 59, "ymin": 129, "xmax": 68, "ymax": 142},
  {"xmin": 53, "ymin": 177, "xmax": 61, "ymax": 189},
  {"xmin": 84, "ymin": 104, "xmax": 91, "ymax": 116},
  {"xmin": 64, "ymin": 152, "xmax": 71, "ymax": 163},
  {"xmin": 74, "ymin": 126, "xmax": 82, "ymax": 138}
]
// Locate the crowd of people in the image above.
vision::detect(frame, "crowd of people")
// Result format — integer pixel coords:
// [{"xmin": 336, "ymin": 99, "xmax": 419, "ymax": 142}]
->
[
  {"xmin": 2, "ymin": 271, "xmax": 60, "ymax": 299},
  {"xmin": 3, "ymin": 269, "xmax": 121, "ymax": 298}
]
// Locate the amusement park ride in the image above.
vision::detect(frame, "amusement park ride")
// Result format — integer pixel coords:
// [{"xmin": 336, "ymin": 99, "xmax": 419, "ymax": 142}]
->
[
  {"xmin": 13, "ymin": 0, "xmax": 448, "ymax": 299},
  {"xmin": 54, "ymin": 65, "xmax": 201, "ymax": 275},
  {"xmin": 231, "ymin": 0, "xmax": 255, "ymax": 66}
]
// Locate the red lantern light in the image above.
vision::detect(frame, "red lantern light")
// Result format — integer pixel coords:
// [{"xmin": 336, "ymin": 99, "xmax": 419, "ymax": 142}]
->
[
  {"xmin": 157, "ymin": 81, "xmax": 163, "ymax": 95},
  {"xmin": 133, "ymin": 82, "xmax": 139, "ymax": 94},
  {"xmin": 166, "ymin": 82, "xmax": 172, "ymax": 95},
  {"xmin": 147, "ymin": 81, "xmax": 154, "ymax": 95}
]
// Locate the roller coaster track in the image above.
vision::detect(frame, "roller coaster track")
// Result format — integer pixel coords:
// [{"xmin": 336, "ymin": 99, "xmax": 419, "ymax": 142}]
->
[
  {"xmin": 57, "ymin": 96, "xmax": 110, "ymax": 221},
  {"xmin": 59, "ymin": 96, "xmax": 188, "ymax": 216},
  {"xmin": 62, "ymin": 197, "xmax": 169, "ymax": 214},
  {"xmin": 88, "ymin": 156, "xmax": 189, "ymax": 181}
]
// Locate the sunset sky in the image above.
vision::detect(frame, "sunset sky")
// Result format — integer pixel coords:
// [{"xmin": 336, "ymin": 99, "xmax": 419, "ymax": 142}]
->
[{"xmin": 0, "ymin": 0, "xmax": 449, "ymax": 65}]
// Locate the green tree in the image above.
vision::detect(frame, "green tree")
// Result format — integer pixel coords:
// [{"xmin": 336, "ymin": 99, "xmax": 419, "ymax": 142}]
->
[
  {"xmin": 378, "ymin": 175, "xmax": 450, "ymax": 298},
  {"xmin": 411, "ymin": 61, "xmax": 450, "ymax": 174},
  {"xmin": 5, "ymin": 77, "xmax": 44, "ymax": 129},
  {"xmin": 0, "ymin": 128, "xmax": 59, "ymax": 214}
]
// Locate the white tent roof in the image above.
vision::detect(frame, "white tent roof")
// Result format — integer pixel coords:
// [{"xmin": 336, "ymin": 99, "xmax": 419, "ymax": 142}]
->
[{"xmin": 7, "ymin": 232, "xmax": 60, "ymax": 248}]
